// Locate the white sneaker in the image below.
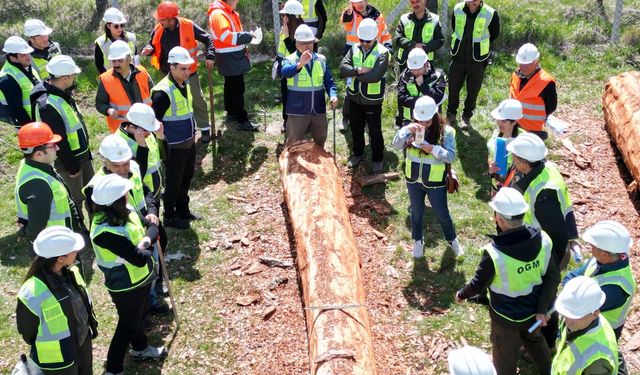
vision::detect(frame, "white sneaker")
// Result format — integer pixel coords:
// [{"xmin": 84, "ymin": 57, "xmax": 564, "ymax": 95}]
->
[
  {"xmin": 450, "ymin": 238, "xmax": 464, "ymax": 258},
  {"xmin": 131, "ymin": 345, "xmax": 166, "ymax": 361},
  {"xmin": 413, "ymin": 240, "xmax": 424, "ymax": 258}
]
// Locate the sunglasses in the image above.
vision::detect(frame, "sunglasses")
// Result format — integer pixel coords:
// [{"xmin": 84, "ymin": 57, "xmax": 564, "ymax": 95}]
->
[
  {"xmin": 359, "ymin": 39, "xmax": 374, "ymax": 44},
  {"xmin": 109, "ymin": 23, "xmax": 125, "ymax": 29}
]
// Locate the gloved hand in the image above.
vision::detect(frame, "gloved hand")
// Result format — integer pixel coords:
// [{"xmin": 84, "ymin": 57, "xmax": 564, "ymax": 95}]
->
[{"xmin": 250, "ymin": 27, "xmax": 263, "ymax": 45}]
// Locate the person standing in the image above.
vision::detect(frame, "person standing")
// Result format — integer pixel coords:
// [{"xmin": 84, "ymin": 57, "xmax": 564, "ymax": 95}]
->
[
  {"xmin": 32, "ymin": 55, "xmax": 94, "ymax": 220},
  {"xmin": 299, "ymin": 0, "xmax": 327, "ymax": 44},
  {"xmin": 281, "ymin": 24, "xmax": 338, "ymax": 147},
  {"xmin": 393, "ymin": 0, "xmax": 444, "ymax": 71},
  {"xmin": 486, "ymin": 99, "xmax": 524, "ymax": 189},
  {"xmin": 24, "ymin": 19, "xmax": 60, "ymax": 80},
  {"xmin": 94, "ymin": 8, "xmax": 138, "ymax": 74},
  {"xmin": 208, "ymin": 0, "xmax": 261, "ymax": 132},
  {"xmin": 17, "ymin": 226, "xmax": 98, "ymax": 375},
  {"xmin": 0, "ymin": 36, "xmax": 40, "ymax": 128},
  {"xmin": 447, "ymin": 0, "xmax": 500, "ymax": 130},
  {"xmin": 95, "ymin": 40, "xmax": 154, "ymax": 133},
  {"xmin": 142, "ymin": 1, "xmax": 216, "ymax": 142},
  {"xmin": 340, "ymin": 18, "xmax": 389, "ymax": 173},
  {"xmin": 455, "ymin": 187, "xmax": 558, "ymax": 375}
]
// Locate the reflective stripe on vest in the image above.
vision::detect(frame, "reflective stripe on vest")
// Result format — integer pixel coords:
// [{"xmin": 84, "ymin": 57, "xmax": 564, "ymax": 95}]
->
[
  {"xmin": 284, "ymin": 53, "xmax": 325, "ymax": 92},
  {"xmin": 402, "ymin": 81, "xmax": 420, "ymax": 121},
  {"xmin": 35, "ymin": 94, "xmax": 89, "ymax": 156},
  {"xmin": 95, "ymin": 32, "xmax": 137, "ymax": 72},
  {"xmin": 31, "ymin": 45, "xmax": 60, "ymax": 80},
  {"xmin": 15, "ymin": 160, "xmax": 73, "ymax": 228},
  {"xmin": 87, "ymin": 164, "xmax": 146, "ymax": 215},
  {"xmin": 395, "ymin": 12, "xmax": 437, "ymax": 63},
  {"xmin": 301, "ymin": 0, "xmax": 317, "ymax": 23},
  {"xmin": 347, "ymin": 43, "xmax": 387, "ymax": 100},
  {"xmin": 403, "ymin": 127, "xmax": 456, "ymax": 185},
  {"xmin": 151, "ymin": 76, "xmax": 194, "ymax": 145},
  {"xmin": 99, "ymin": 66, "xmax": 152, "ymax": 133},
  {"xmin": 509, "ymin": 69, "xmax": 555, "ymax": 132},
  {"xmin": 345, "ymin": 12, "xmax": 390, "ymax": 46},
  {"xmin": 151, "ymin": 18, "xmax": 199, "ymax": 73},
  {"xmin": 584, "ymin": 258, "xmax": 636, "ymax": 329},
  {"xmin": 0, "ymin": 62, "xmax": 40, "ymax": 118},
  {"xmin": 552, "ymin": 317, "xmax": 618, "ymax": 375},
  {"xmin": 450, "ymin": 3, "xmax": 495, "ymax": 62},
  {"xmin": 523, "ymin": 164, "xmax": 573, "ymax": 228},
  {"xmin": 209, "ymin": 9, "xmax": 246, "ymax": 53},
  {"xmin": 90, "ymin": 209, "xmax": 155, "ymax": 292},
  {"xmin": 277, "ymin": 32, "xmax": 288, "ymax": 58},
  {"xmin": 117, "ymin": 128, "xmax": 163, "ymax": 197}
]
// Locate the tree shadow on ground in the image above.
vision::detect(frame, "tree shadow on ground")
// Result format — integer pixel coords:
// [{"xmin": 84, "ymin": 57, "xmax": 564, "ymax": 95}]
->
[
  {"xmin": 0, "ymin": 233, "xmax": 34, "ymax": 269},
  {"xmin": 163, "ymin": 227, "xmax": 201, "ymax": 283},
  {"xmin": 455, "ymin": 125, "xmax": 493, "ymax": 202}
]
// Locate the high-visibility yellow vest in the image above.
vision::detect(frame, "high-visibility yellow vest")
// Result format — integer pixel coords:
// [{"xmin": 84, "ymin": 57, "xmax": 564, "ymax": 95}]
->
[
  {"xmin": 522, "ymin": 163, "xmax": 573, "ymax": 228},
  {"xmin": 95, "ymin": 32, "xmax": 137, "ymax": 72},
  {"xmin": 15, "ymin": 160, "xmax": 73, "ymax": 230},
  {"xmin": 35, "ymin": 94, "xmax": 90, "ymax": 158},
  {"xmin": 301, "ymin": 0, "xmax": 317, "ymax": 23},
  {"xmin": 450, "ymin": 3, "xmax": 495, "ymax": 62},
  {"xmin": 151, "ymin": 76, "xmax": 195, "ymax": 145},
  {"xmin": 284, "ymin": 53, "xmax": 325, "ymax": 92},
  {"xmin": 584, "ymin": 258, "xmax": 636, "ymax": 330},
  {"xmin": 116, "ymin": 127, "xmax": 163, "ymax": 200},
  {"xmin": 404, "ymin": 126, "xmax": 455, "ymax": 186},
  {"xmin": 85, "ymin": 163, "xmax": 146, "ymax": 216},
  {"xmin": 0, "ymin": 62, "xmax": 40, "ymax": 121},
  {"xmin": 395, "ymin": 12, "xmax": 438, "ymax": 63},
  {"xmin": 400, "ymin": 71, "xmax": 444, "ymax": 122},
  {"xmin": 347, "ymin": 43, "xmax": 388, "ymax": 101}
]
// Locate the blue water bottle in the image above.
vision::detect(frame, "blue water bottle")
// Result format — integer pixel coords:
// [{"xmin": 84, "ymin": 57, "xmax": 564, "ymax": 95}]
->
[{"xmin": 495, "ymin": 137, "xmax": 507, "ymax": 176}]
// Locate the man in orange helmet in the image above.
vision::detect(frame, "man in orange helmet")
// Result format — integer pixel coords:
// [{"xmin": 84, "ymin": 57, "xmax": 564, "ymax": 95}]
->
[
  {"xmin": 14, "ymin": 122, "xmax": 84, "ymax": 241},
  {"xmin": 141, "ymin": 2, "xmax": 216, "ymax": 143}
]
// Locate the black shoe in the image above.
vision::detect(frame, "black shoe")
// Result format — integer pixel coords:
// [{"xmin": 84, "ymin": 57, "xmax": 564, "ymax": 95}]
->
[
  {"xmin": 144, "ymin": 318, "xmax": 153, "ymax": 332},
  {"xmin": 164, "ymin": 217, "xmax": 190, "ymax": 230},
  {"xmin": 238, "ymin": 121, "xmax": 259, "ymax": 132},
  {"xmin": 179, "ymin": 212, "xmax": 202, "ymax": 221},
  {"xmin": 149, "ymin": 302, "xmax": 171, "ymax": 315},
  {"xmin": 154, "ymin": 281, "xmax": 167, "ymax": 297},
  {"xmin": 225, "ymin": 114, "xmax": 238, "ymax": 123},
  {"xmin": 347, "ymin": 155, "xmax": 363, "ymax": 168},
  {"xmin": 200, "ymin": 129, "xmax": 211, "ymax": 143}
]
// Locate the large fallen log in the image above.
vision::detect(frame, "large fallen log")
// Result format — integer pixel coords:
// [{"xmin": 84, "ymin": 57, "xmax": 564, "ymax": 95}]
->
[
  {"xmin": 279, "ymin": 141, "xmax": 376, "ymax": 375},
  {"xmin": 603, "ymin": 71, "xmax": 640, "ymax": 185}
]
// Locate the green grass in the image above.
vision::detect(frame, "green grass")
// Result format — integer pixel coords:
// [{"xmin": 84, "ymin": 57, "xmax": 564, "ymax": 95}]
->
[{"xmin": 0, "ymin": 0, "xmax": 639, "ymax": 373}]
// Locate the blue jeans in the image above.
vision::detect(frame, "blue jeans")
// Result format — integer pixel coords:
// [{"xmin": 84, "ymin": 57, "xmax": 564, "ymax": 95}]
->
[{"xmin": 407, "ymin": 182, "xmax": 457, "ymax": 242}]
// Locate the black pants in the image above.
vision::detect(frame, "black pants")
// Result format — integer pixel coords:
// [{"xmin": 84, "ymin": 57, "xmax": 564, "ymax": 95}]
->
[
  {"xmin": 106, "ymin": 284, "xmax": 150, "ymax": 373},
  {"xmin": 349, "ymin": 100, "xmax": 384, "ymax": 162},
  {"xmin": 42, "ymin": 334, "xmax": 92, "ymax": 375},
  {"xmin": 447, "ymin": 60, "xmax": 486, "ymax": 118},
  {"xmin": 280, "ymin": 77, "xmax": 288, "ymax": 123},
  {"xmin": 163, "ymin": 144, "xmax": 196, "ymax": 219},
  {"xmin": 223, "ymin": 74, "xmax": 248, "ymax": 122}
]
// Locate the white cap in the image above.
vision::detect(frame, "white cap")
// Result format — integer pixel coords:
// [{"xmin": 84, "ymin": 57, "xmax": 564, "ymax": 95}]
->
[
  {"xmin": 107, "ymin": 40, "xmax": 132, "ymax": 60},
  {"xmin": 506, "ymin": 133, "xmax": 547, "ymax": 162},
  {"xmin": 413, "ymin": 96, "xmax": 437, "ymax": 121},
  {"xmin": 357, "ymin": 18, "xmax": 378, "ymax": 41},
  {"xmin": 99, "ymin": 134, "xmax": 133, "ymax": 162},
  {"xmin": 103, "ymin": 7, "xmax": 127, "ymax": 24},
  {"xmin": 516, "ymin": 43, "xmax": 540, "ymax": 65},
  {"xmin": 582, "ymin": 220, "xmax": 633, "ymax": 254},
  {"xmin": 407, "ymin": 48, "xmax": 428, "ymax": 70},
  {"xmin": 448, "ymin": 346, "xmax": 496, "ymax": 375},
  {"xmin": 167, "ymin": 46, "xmax": 194, "ymax": 65},
  {"xmin": 280, "ymin": 0, "xmax": 304, "ymax": 15},
  {"xmin": 491, "ymin": 99, "xmax": 523, "ymax": 121},
  {"xmin": 3, "ymin": 36, "xmax": 34, "ymax": 54},
  {"xmin": 91, "ymin": 173, "xmax": 133, "ymax": 205},
  {"xmin": 489, "ymin": 187, "xmax": 529, "ymax": 218},
  {"xmin": 33, "ymin": 226, "xmax": 84, "ymax": 258},
  {"xmin": 555, "ymin": 276, "xmax": 606, "ymax": 319},
  {"xmin": 46, "ymin": 55, "xmax": 81, "ymax": 76},
  {"xmin": 294, "ymin": 24, "xmax": 316, "ymax": 42},
  {"xmin": 126, "ymin": 103, "xmax": 161, "ymax": 131},
  {"xmin": 24, "ymin": 19, "xmax": 53, "ymax": 37}
]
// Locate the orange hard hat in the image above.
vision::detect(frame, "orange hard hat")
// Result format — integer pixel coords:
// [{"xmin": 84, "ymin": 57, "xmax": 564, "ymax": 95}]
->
[
  {"xmin": 155, "ymin": 2, "xmax": 180, "ymax": 20},
  {"xmin": 17, "ymin": 122, "xmax": 62, "ymax": 149}
]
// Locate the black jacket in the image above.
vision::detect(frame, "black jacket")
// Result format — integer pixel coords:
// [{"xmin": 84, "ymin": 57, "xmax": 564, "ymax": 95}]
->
[
  {"xmin": 0, "ymin": 60, "xmax": 40, "ymax": 127},
  {"xmin": 514, "ymin": 67, "xmax": 558, "ymax": 116},
  {"xmin": 397, "ymin": 64, "xmax": 446, "ymax": 115},
  {"xmin": 95, "ymin": 64, "xmax": 154, "ymax": 116},
  {"xmin": 147, "ymin": 20, "xmax": 215, "ymax": 75},
  {"xmin": 394, "ymin": 11, "xmax": 444, "ymax": 64},
  {"xmin": 451, "ymin": 3, "xmax": 500, "ymax": 63},
  {"xmin": 151, "ymin": 73, "xmax": 194, "ymax": 149}
]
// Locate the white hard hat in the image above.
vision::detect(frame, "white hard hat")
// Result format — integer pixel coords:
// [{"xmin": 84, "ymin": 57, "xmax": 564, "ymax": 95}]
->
[
  {"xmin": 582, "ymin": 220, "xmax": 633, "ymax": 254},
  {"xmin": 126, "ymin": 103, "xmax": 161, "ymax": 131},
  {"xmin": 448, "ymin": 346, "xmax": 496, "ymax": 375},
  {"xmin": 407, "ymin": 48, "xmax": 428, "ymax": 70},
  {"xmin": 280, "ymin": 0, "xmax": 304, "ymax": 15},
  {"xmin": 107, "ymin": 40, "xmax": 132, "ymax": 60},
  {"xmin": 91, "ymin": 173, "xmax": 133, "ymax": 205},
  {"xmin": 489, "ymin": 187, "xmax": 529, "ymax": 218},
  {"xmin": 33, "ymin": 226, "xmax": 85, "ymax": 258},
  {"xmin": 99, "ymin": 134, "xmax": 133, "ymax": 162},
  {"xmin": 103, "ymin": 7, "xmax": 128, "ymax": 24},
  {"xmin": 516, "ymin": 43, "xmax": 540, "ymax": 65},
  {"xmin": 491, "ymin": 99, "xmax": 523, "ymax": 121},
  {"xmin": 294, "ymin": 24, "xmax": 316, "ymax": 42},
  {"xmin": 413, "ymin": 96, "xmax": 437, "ymax": 121},
  {"xmin": 3, "ymin": 36, "xmax": 34, "ymax": 54},
  {"xmin": 506, "ymin": 133, "xmax": 548, "ymax": 162},
  {"xmin": 24, "ymin": 19, "xmax": 53, "ymax": 37},
  {"xmin": 167, "ymin": 46, "xmax": 194, "ymax": 65},
  {"xmin": 555, "ymin": 276, "xmax": 606, "ymax": 319},
  {"xmin": 46, "ymin": 55, "xmax": 81, "ymax": 76},
  {"xmin": 357, "ymin": 18, "xmax": 378, "ymax": 41}
]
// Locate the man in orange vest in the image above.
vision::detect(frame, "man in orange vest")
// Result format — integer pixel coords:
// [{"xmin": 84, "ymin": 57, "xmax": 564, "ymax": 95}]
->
[
  {"xmin": 95, "ymin": 41, "xmax": 154, "ymax": 134},
  {"xmin": 509, "ymin": 43, "xmax": 556, "ymax": 140},
  {"xmin": 141, "ymin": 2, "xmax": 216, "ymax": 142},
  {"xmin": 208, "ymin": 0, "xmax": 261, "ymax": 132}
]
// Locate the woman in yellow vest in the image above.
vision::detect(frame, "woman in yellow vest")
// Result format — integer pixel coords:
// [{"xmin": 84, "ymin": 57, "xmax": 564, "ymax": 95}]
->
[
  {"xmin": 392, "ymin": 96, "xmax": 463, "ymax": 259},
  {"xmin": 17, "ymin": 226, "xmax": 98, "ymax": 374},
  {"xmin": 89, "ymin": 174, "xmax": 164, "ymax": 374},
  {"xmin": 486, "ymin": 99, "xmax": 524, "ymax": 190},
  {"xmin": 94, "ymin": 8, "xmax": 138, "ymax": 74}
]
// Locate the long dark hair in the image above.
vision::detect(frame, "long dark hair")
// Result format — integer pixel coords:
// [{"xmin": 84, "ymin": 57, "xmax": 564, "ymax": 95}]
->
[
  {"xmin": 93, "ymin": 195, "xmax": 129, "ymax": 227},
  {"xmin": 104, "ymin": 24, "xmax": 129, "ymax": 42},
  {"xmin": 426, "ymin": 113, "xmax": 443, "ymax": 145},
  {"xmin": 498, "ymin": 121, "xmax": 521, "ymax": 138},
  {"xmin": 24, "ymin": 256, "xmax": 58, "ymax": 282},
  {"xmin": 286, "ymin": 16, "xmax": 304, "ymax": 39}
]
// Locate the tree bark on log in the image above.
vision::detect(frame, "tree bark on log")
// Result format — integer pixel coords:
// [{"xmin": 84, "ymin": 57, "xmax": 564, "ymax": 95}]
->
[
  {"xmin": 279, "ymin": 141, "xmax": 377, "ymax": 375},
  {"xmin": 603, "ymin": 71, "xmax": 640, "ymax": 185}
]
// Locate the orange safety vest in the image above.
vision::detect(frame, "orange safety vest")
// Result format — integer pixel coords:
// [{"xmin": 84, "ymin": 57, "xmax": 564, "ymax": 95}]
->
[
  {"xmin": 99, "ymin": 66, "xmax": 152, "ymax": 133},
  {"xmin": 509, "ymin": 69, "xmax": 555, "ymax": 132},
  {"xmin": 343, "ymin": 11, "xmax": 391, "ymax": 46},
  {"xmin": 208, "ymin": 1, "xmax": 246, "ymax": 54},
  {"xmin": 150, "ymin": 18, "xmax": 199, "ymax": 74}
]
